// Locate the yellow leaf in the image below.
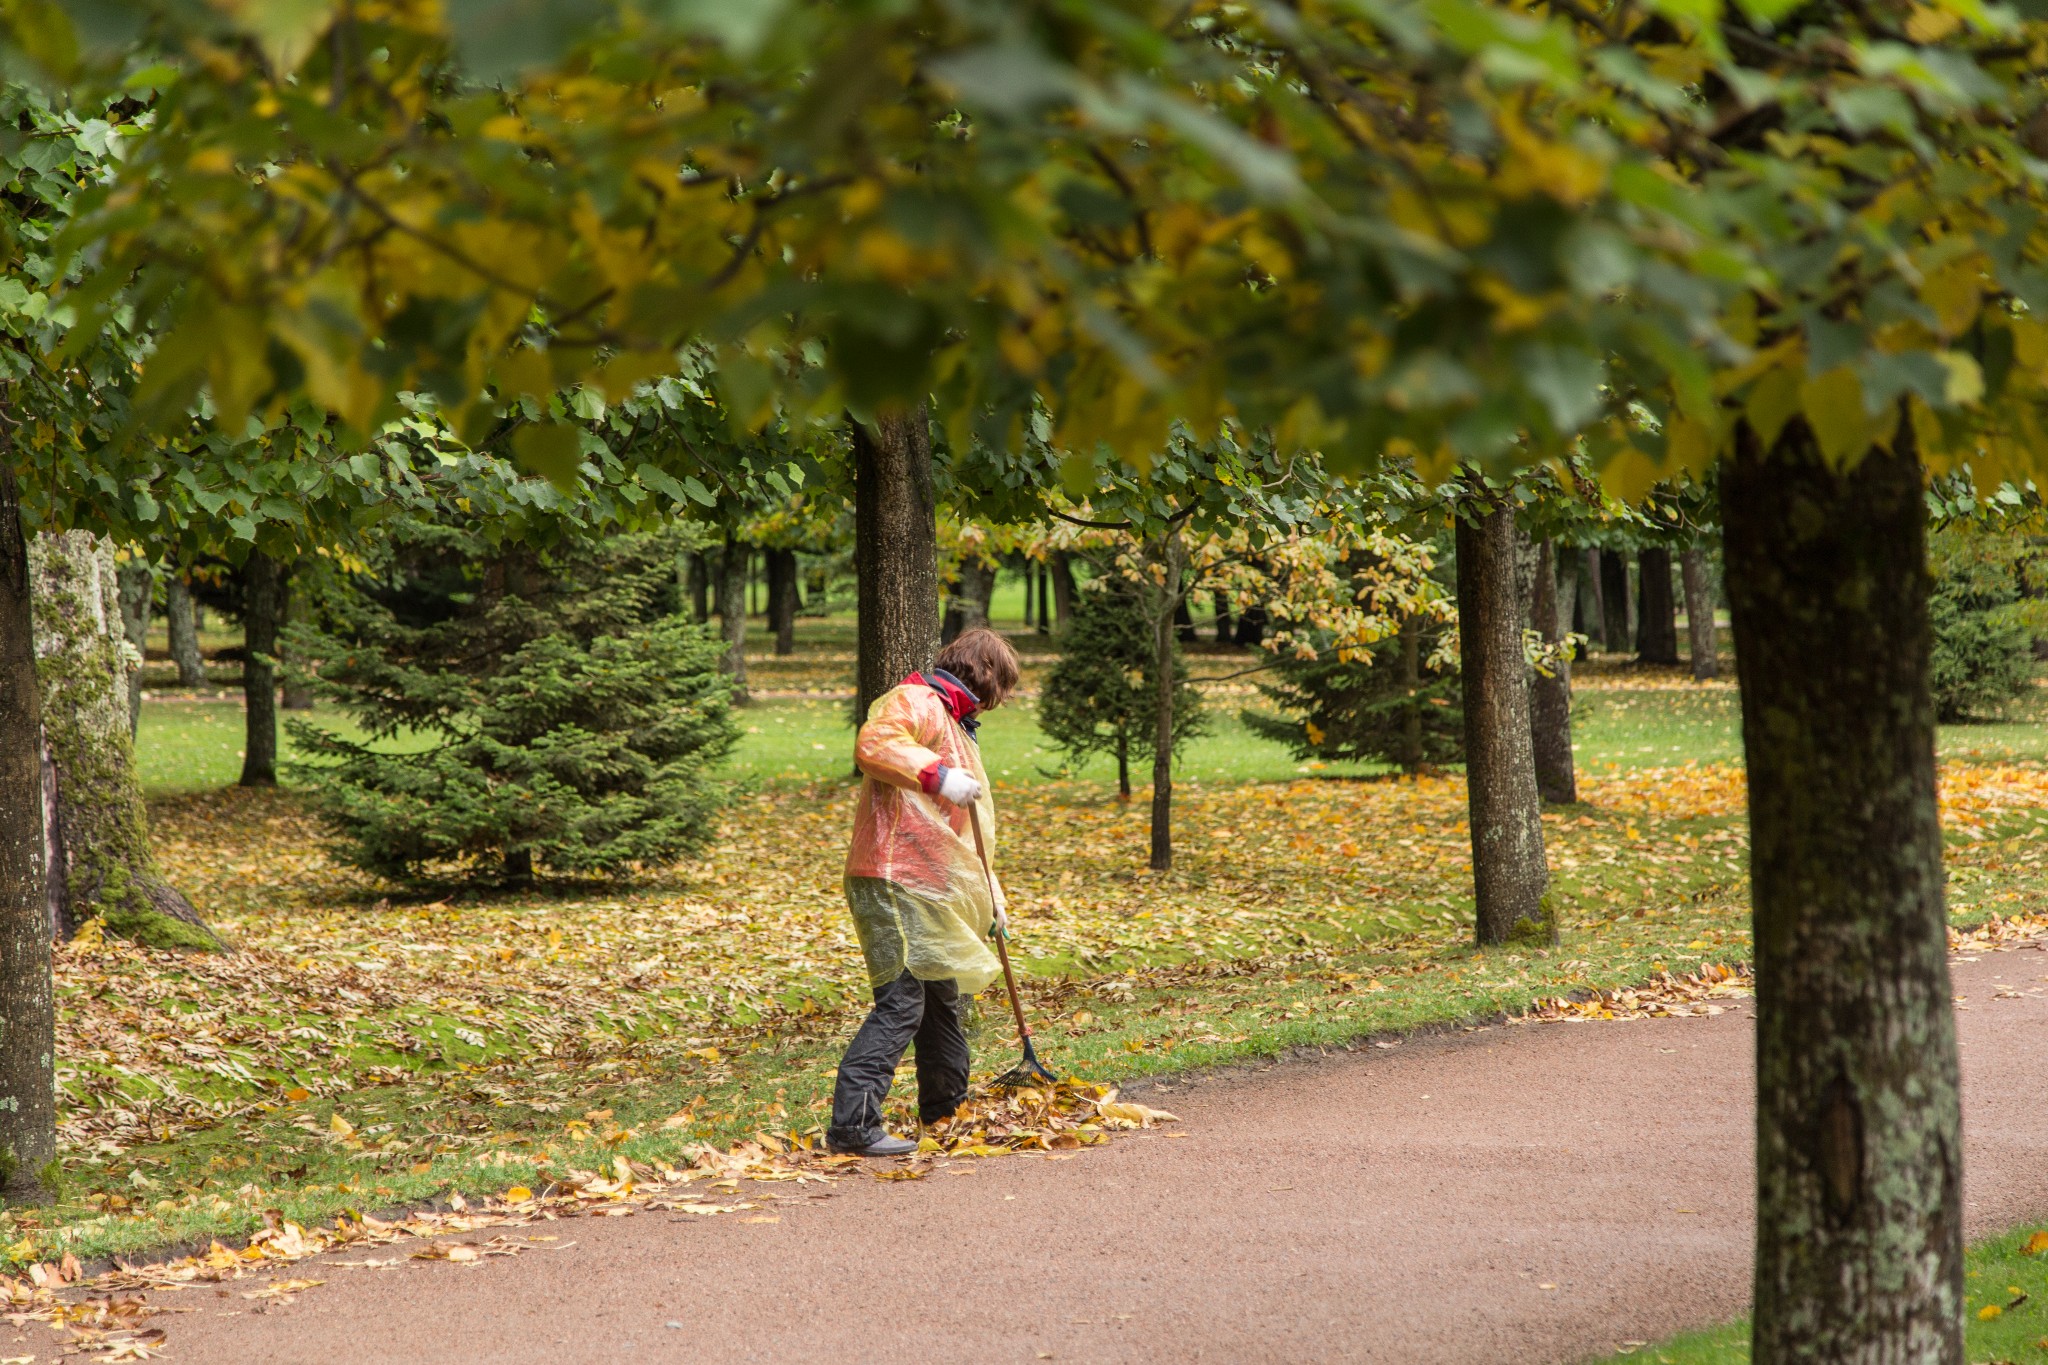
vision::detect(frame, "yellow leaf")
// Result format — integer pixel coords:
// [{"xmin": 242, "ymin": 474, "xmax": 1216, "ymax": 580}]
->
[
  {"xmin": 1978, "ymin": 1304, "xmax": 2003, "ymax": 1320},
  {"xmin": 284, "ymin": 1087, "xmax": 310, "ymax": 1102},
  {"xmin": 1918, "ymin": 258, "xmax": 1982, "ymax": 338},
  {"xmin": 503, "ymin": 1186, "xmax": 533, "ymax": 1203},
  {"xmin": 328, "ymin": 1113, "xmax": 354, "ymax": 1137},
  {"xmin": 2023, "ymin": 1230, "xmax": 2048, "ymax": 1256},
  {"xmin": 1938, "ymin": 351, "xmax": 1984, "ymax": 407},
  {"xmin": 1744, "ymin": 366, "xmax": 1803, "ymax": 449},
  {"xmin": 1799, "ymin": 367, "xmax": 1870, "ymax": 463}
]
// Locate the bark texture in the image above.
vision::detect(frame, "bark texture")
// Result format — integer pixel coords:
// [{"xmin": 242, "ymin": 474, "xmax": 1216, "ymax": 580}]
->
[
  {"xmin": 1529, "ymin": 540, "xmax": 1577, "ymax": 805},
  {"xmin": 30, "ymin": 533, "xmax": 218, "ymax": 953},
  {"xmin": 1682, "ymin": 546, "xmax": 1720, "ymax": 680},
  {"xmin": 1723, "ymin": 420, "xmax": 1962, "ymax": 1365},
  {"xmin": 165, "ymin": 575, "xmax": 206, "ymax": 686},
  {"xmin": 0, "ymin": 466, "xmax": 55, "ymax": 1203},
  {"xmin": 1455, "ymin": 493, "xmax": 1551, "ymax": 947},
  {"xmin": 716, "ymin": 536, "xmax": 749, "ymax": 701},
  {"xmin": 685, "ymin": 551, "xmax": 710, "ymax": 623},
  {"xmin": 240, "ymin": 551, "xmax": 284, "ymax": 786},
  {"xmin": 1212, "ymin": 590, "xmax": 1232, "ymax": 646},
  {"xmin": 1636, "ymin": 547, "xmax": 1680, "ymax": 664},
  {"xmin": 853, "ymin": 409, "xmax": 939, "ymax": 727},
  {"xmin": 1599, "ymin": 547, "xmax": 1632, "ymax": 655},
  {"xmin": 766, "ymin": 547, "xmax": 799, "ymax": 656},
  {"xmin": 115, "ymin": 559, "xmax": 150, "ymax": 736}
]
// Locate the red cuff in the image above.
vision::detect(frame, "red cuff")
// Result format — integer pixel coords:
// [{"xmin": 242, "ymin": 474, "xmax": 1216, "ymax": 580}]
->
[{"xmin": 918, "ymin": 761, "xmax": 944, "ymax": 794}]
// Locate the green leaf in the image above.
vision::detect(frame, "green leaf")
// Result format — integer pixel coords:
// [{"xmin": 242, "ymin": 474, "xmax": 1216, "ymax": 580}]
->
[
  {"xmin": 512, "ymin": 422, "xmax": 584, "ymax": 491},
  {"xmin": 680, "ymin": 475, "xmax": 716, "ymax": 507},
  {"xmin": 659, "ymin": 0, "xmax": 793, "ymax": 57},
  {"xmin": 446, "ymin": 0, "xmax": 610, "ymax": 81}
]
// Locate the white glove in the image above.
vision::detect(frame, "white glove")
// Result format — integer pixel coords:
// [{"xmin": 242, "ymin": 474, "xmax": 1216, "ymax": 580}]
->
[
  {"xmin": 991, "ymin": 905, "xmax": 1009, "ymax": 938},
  {"xmin": 937, "ymin": 766, "xmax": 983, "ymax": 807}
]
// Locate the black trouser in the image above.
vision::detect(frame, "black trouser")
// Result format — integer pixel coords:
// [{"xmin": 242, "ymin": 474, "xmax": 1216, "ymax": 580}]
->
[{"xmin": 827, "ymin": 971, "xmax": 970, "ymax": 1146}]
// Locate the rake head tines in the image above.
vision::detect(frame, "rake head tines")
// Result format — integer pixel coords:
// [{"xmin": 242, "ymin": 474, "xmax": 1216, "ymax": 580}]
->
[{"xmin": 990, "ymin": 1036, "xmax": 1061, "ymax": 1091}]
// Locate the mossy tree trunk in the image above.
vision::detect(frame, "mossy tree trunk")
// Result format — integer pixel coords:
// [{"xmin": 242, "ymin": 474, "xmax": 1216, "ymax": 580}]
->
[
  {"xmin": 1723, "ymin": 419, "xmax": 1962, "ymax": 1365},
  {"xmin": 166, "ymin": 573, "xmax": 206, "ymax": 686},
  {"xmin": 1682, "ymin": 546, "xmax": 1720, "ymax": 681},
  {"xmin": 716, "ymin": 535, "xmax": 749, "ymax": 702},
  {"xmin": 240, "ymin": 550, "xmax": 284, "ymax": 787},
  {"xmin": 1455, "ymin": 486, "xmax": 1552, "ymax": 947},
  {"xmin": 853, "ymin": 408, "xmax": 939, "ymax": 727},
  {"xmin": 1599, "ymin": 547, "xmax": 1632, "ymax": 655},
  {"xmin": 30, "ymin": 532, "xmax": 219, "ymax": 952},
  {"xmin": 115, "ymin": 559, "xmax": 150, "ymax": 738},
  {"xmin": 1528, "ymin": 538, "xmax": 1577, "ymax": 804},
  {"xmin": 0, "ymin": 463, "xmax": 56, "ymax": 1204},
  {"xmin": 1636, "ymin": 547, "xmax": 1680, "ymax": 664}
]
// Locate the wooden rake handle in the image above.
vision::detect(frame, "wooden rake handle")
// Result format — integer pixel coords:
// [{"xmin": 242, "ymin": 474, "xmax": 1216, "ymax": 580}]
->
[{"xmin": 967, "ymin": 802, "xmax": 1033, "ymax": 1047}]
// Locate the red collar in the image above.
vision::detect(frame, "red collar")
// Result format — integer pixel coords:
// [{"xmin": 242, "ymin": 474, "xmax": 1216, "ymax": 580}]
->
[{"xmin": 905, "ymin": 670, "xmax": 980, "ymax": 727}]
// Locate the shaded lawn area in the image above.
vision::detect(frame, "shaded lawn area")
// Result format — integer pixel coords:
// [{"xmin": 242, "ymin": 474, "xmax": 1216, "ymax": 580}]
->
[{"xmin": 21, "ymin": 642, "xmax": 2046, "ymax": 1272}]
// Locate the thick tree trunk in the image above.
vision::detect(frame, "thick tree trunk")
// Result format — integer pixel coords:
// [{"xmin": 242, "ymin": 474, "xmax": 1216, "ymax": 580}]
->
[
  {"xmin": 1723, "ymin": 419, "xmax": 1962, "ymax": 1365},
  {"xmin": 766, "ymin": 547, "xmax": 799, "ymax": 656},
  {"xmin": 853, "ymin": 409, "xmax": 940, "ymax": 727},
  {"xmin": 1115, "ymin": 735, "xmax": 1131, "ymax": 800},
  {"xmin": 1682, "ymin": 546, "xmax": 1720, "ymax": 681},
  {"xmin": 240, "ymin": 551, "xmax": 284, "ymax": 787},
  {"xmin": 1455, "ymin": 490, "xmax": 1551, "ymax": 947},
  {"xmin": 166, "ymin": 574, "xmax": 206, "ymax": 686},
  {"xmin": 1212, "ymin": 590, "xmax": 1232, "ymax": 646},
  {"xmin": 1636, "ymin": 547, "xmax": 1680, "ymax": 664},
  {"xmin": 1233, "ymin": 603, "xmax": 1267, "ymax": 647},
  {"xmin": 115, "ymin": 559, "xmax": 151, "ymax": 737},
  {"xmin": 1048, "ymin": 551, "xmax": 1076, "ymax": 632},
  {"xmin": 1147, "ymin": 533, "xmax": 1186, "ymax": 872},
  {"xmin": 0, "ymin": 465, "xmax": 55, "ymax": 1205},
  {"xmin": 1599, "ymin": 547, "xmax": 1632, "ymax": 655},
  {"xmin": 30, "ymin": 533, "xmax": 218, "ymax": 953},
  {"xmin": 1528, "ymin": 539, "xmax": 1577, "ymax": 804},
  {"xmin": 942, "ymin": 558, "xmax": 995, "ymax": 644},
  {"xmin": 716, "ymin": 536, "xmax": 750, "ymax": 702}
]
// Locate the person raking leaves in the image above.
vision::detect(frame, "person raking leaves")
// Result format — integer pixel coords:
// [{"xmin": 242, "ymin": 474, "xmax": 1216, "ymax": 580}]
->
[{"xmin": 827, "ymin": 628, "xmax": 1020, "ymax": 1156}]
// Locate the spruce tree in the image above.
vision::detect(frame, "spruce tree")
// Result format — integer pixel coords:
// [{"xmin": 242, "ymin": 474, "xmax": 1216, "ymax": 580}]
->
[
  {"xmin": 1037, "ymin": 580, "xmax": 1203, "ymax": 798},
  {"xmin": 286, "ymin": 523, "xmax": 739, "ymax": 882}
]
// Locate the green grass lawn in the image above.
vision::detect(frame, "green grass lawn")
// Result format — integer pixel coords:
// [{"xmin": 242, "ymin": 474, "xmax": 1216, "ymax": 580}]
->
[{"xmin": 1595, "ymin": 1225, "xmax": 2048, "ymax": 1364}]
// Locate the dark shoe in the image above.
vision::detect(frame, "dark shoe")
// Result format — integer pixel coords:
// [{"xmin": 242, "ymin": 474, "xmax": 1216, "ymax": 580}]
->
[{"xmin": 827, "ymin": 1133, "xmax": 917, "ymax": 1157}]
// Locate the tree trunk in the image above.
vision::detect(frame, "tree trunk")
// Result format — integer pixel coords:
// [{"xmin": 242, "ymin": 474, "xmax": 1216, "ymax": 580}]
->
[
  {"xmin": 115, "ymin": 559, "xmax": 151, "ymax": 737},
  {"xmin": 1636, "ymin": 547, "xmax": 1680, "ymax": 664},
  {"xmin": 1722, "ymin": 418, "xmax": 1962, "ymax": 1365},
  {"xmin": 503, "ymin": 847, "xmax": 534, "ymax": 884},
  {"xmin": 1233, "ymin": 602, "xmax": 1267, "ymax": 647},
  {"xmin": 942, "ymin": 558, "xmax": 995, "ymax": 644},
  {"xmin": 1212, "ymin": 589, "xmax": 1232, "ymax": 645},
  {"xmin": 30, "ymin": 533, "xmax": 219, "ymax": 953},
  {"xmin": 1570, "ymin": 551, "xmax": 1591, "ymax": 659},
  {"xmin": 1599, "ymin": 547, "xmax": 1632, "ymax": 655},
  {"xmin": 716, "ymin": 536, "xmax": 750, "ymax": 702},
  {"xmin": 1048, "ymin": 551, "xmax": 1076, "ymax": 632},
  {"xmin": 1528, "ymin": 539, "xmax": 1577, "ymax": 804},
  {"xmin": 0, "ymin": 464, "xmax": 55, "ymax": 1205},
  {"xmin": 239, "ymin": 551, "xmax": 284, "ymax": 786},
  {"xmin": 1398, "ymin": 616, "xmax": 1424, "ymax": 772},
  {"xmin": 278, "ymin": 572, "xmax": 314, "ymax": 711},
  {"xmin": 166, "ymin": 574, "xmax": 206, "ymax": 686},
  {"xmin": 1036, "ymin": 562, "xmax": 1052, "ymax": 634},
  {"xmin": 766, "ymin": 547, "xmax": 799, "ymax": 656},
  {"xmin": 1682, "ymin": 546, "xmax": 1720, "ymax": 681},
  {"xmin": 853, "ymin": 408, "xmax": 939, "ymax": 727},
  {"xmin": 1147, "ymin": 532, "xmax": 1186, "ymax": 872},
  {"xmin": 1455, "ymin": 489, "xmax": 1551, "ymax": 947},
  {"xmin": 1173, "ymin": 596, "xmax": 1197, "ymax": 643},
  {"xmin": 686, "ymin": 551, "xmax": 710, "ymax": 623}
]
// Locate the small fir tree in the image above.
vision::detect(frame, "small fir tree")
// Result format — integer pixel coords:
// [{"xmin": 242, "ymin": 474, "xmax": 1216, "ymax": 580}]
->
[
  {"xmin": 1927, "ymin": 525, "xmax": 2041, "ymax": 722},
  {"xmin": 286, "ymin": 524, "xmax": 739, "ymax": 881},
  {"xmin": 1244, "ymin": 617, "xmax": 1463, "ymax": 772},
  {"xmin": 1037, "ymin": 580, "xmax": 1204, "ymax": 797}
]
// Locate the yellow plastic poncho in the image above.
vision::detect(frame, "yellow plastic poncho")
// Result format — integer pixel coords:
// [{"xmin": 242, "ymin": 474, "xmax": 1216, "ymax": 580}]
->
[{"xmin": 844, "ymin": 680, "xmax": 1004, "ymax": 996}]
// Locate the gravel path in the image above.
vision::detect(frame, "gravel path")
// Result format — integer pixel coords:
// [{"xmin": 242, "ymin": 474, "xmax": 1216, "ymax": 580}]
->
[{"xmin": 132, "ymin": 949, "xmax": 2048, "ymax": 1364}]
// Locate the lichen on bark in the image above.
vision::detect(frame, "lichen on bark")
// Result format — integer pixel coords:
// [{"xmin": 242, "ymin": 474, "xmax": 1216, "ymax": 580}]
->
[{"xmin": 30, "ymin": 532, "xmax": 220, "ymax": 952}]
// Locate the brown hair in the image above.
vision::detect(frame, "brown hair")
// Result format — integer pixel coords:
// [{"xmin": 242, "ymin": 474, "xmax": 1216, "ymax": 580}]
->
[{"xmin": 934, "ymin": 627, "xmax": 1021, "ymax": 710}]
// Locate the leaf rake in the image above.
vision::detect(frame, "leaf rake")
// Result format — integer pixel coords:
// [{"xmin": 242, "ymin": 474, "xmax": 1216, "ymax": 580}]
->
[{"xmin": 968, "ymin": 803, "xmax": 1059, "ymax": 1090}]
